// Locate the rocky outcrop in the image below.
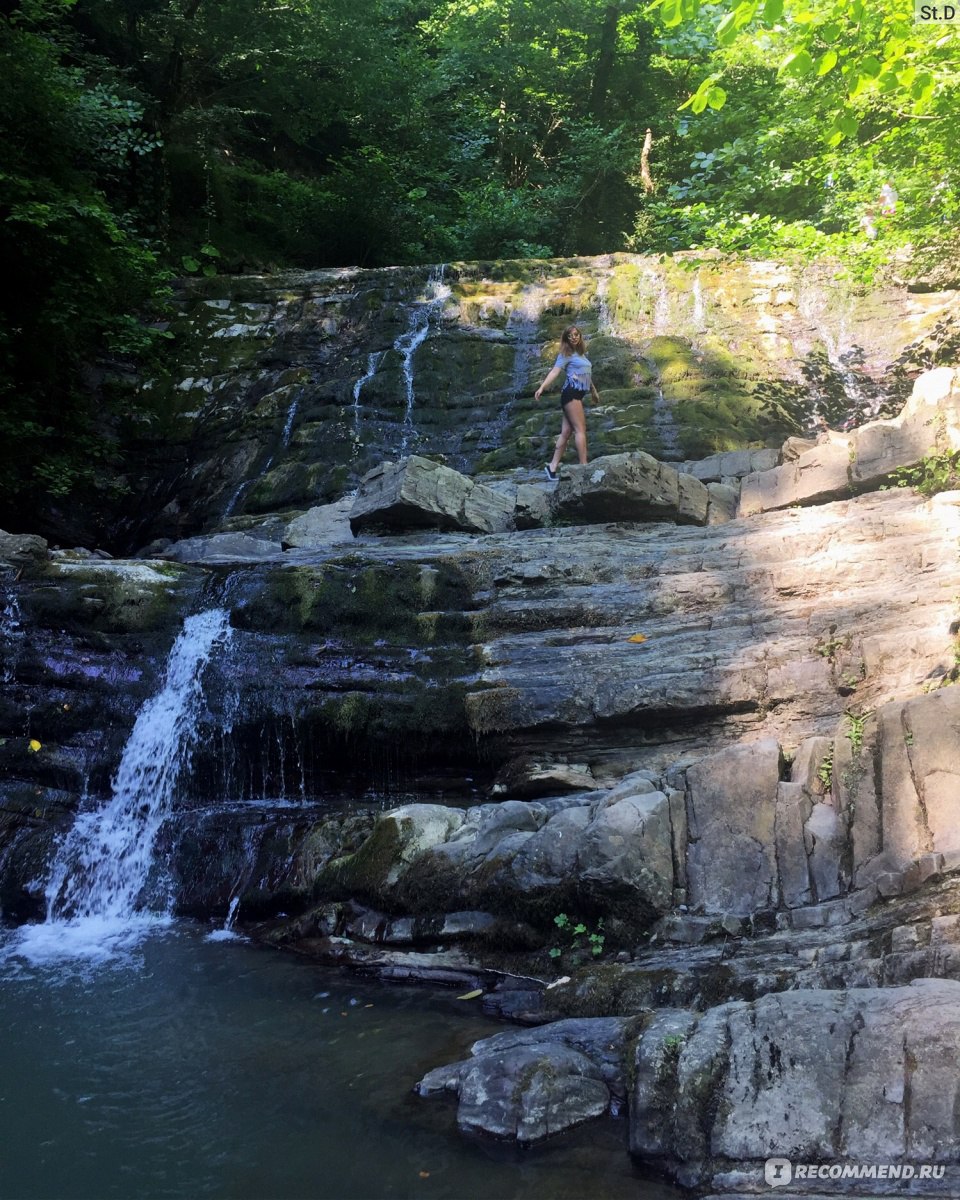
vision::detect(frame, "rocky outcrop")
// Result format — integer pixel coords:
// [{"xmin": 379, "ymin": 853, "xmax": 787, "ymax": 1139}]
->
[
  {"xmin": 100, "ymin": 254, "xmax": 958, "ymax": 550},
  {"xmin": 349, "ymin": 455, "xmax": 515, "ymax": 535},
  {"xmin": 632, "ymin": 980, "xmax": 960, "ymax": 1194},
  {"xmin": 739, "ymin": 367, "xmax": 960, "ymax": 516}
]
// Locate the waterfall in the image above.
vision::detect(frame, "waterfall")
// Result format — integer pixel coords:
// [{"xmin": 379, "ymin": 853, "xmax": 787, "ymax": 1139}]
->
[
  {"xmin": 797, "ymin": 281, "xmax": 878, "ymax": 431},
  {"xmin": 654, "ymin": 275, "xmax": 670, "ymax": 337},
  {"xmin": 691, "ymin": 274, "xmax": 706, "ymax": 335},
  {"xmin": 596, "ymin": 272, "xmax": 616, "ymax": 336},
  {"xmin": 10, "ymin": 608, "xmax": 232, "ymax": 963},
  {"xmin": 352, "ymin": 349, "xmax": 386, "ymax": 443},
  {"xmin": 1, "ymin": 585, "xmax": 24, "ymax": 684},
  {"xmin": 481, "ymin": 285, "xmax": 543, "ymax": 451},
  {"xmin": 395, "ymin": 265, "xmax": 450, "ymax": 454},
  {"xmin": 206, "ymin": 894, "xmax": 242, "ymax": 942},
  {"xmin": 222, "ymin": 390, "xmax": 301, "ymax": 520}
]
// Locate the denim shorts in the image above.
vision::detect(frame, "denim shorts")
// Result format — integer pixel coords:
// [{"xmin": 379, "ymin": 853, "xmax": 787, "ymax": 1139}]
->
[{"xmin": 560, "ymin": 386, "xmax": 588, "ymax": 409}]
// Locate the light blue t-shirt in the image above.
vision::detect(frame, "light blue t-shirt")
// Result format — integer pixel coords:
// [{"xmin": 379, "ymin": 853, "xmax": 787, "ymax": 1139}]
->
[{"xmin": 554, "ymin": 351, "xmax": 592, "ymax": 392}]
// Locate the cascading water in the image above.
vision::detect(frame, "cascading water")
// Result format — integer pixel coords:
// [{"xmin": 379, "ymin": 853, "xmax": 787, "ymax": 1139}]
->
[
  {"xmin": 8, "ymin": 608, "xmax": 232, "ymax": 963},
  {"xmin": 222, "ymin": 389, "xmax": 302, "ymax": 520},
  {"xmin": 395, "ymin": 264, "xmax": 450, "ymax": 453},
  {"xmin": 691, "ymin": 273, "xmax": 707, "ymax": 337},
  {"xmin": 797, "ymin": 280, "xmax": 879, "ymax": 431},
  {"xmin": 352, "ymin": 349, "xmax": 386, "ymax": 444},
  {"xmin": 1, "ymin": 584, "xmax": 24, "ymax": 684},
  {"xmin": 480, "ymin": 284, "xmax": 544, "ymax": 451}
]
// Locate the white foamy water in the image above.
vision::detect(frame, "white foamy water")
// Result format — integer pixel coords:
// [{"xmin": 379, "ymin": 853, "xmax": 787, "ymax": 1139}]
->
[{"xmin": 6, "ymin": 608, "xmax": 231, "ymax": 965}]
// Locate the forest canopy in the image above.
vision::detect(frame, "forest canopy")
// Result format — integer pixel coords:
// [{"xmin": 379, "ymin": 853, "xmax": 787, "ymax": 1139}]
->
[{"xmin": 1, "ymin": 0, "xmax": 957, "ymax": 518}]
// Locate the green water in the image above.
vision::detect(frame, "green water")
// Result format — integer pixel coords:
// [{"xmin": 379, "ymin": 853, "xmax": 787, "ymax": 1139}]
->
[{"xmin": 0, "ymin": 924, "xmax": 682, "ymax": 1200}]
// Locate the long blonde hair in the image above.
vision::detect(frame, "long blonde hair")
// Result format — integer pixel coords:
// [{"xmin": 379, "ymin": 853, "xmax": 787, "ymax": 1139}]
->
[{"xmin": 560, "ymin": 324, "xmax": 586, "ymax": 356}]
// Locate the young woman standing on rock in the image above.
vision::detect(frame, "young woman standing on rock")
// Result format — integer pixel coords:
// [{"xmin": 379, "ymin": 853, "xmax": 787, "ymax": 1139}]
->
[{"xmin": 536, "ymin": 324, "xmax": 599, "ymax": 480}]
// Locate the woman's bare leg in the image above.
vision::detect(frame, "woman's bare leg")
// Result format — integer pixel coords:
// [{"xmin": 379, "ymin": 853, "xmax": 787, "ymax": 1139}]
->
[
  {"xmin": 564, "ymin": 399, "xmax": 588, "ymax": 464},
  {"xmin": 549, "ymin": 413, "xmax": 573, "ymax": 472}
]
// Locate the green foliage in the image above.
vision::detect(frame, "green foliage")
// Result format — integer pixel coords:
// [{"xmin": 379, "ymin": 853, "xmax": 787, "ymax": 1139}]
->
[
  {"xmin": 883, "ymin": 450, "xmax": 960, "ymax": 497},
  {"xmin": 844, "ymin": 710, "xmax": 868, "ymax": 755},
  {"xmin": 817, "ymin": 748, "xmax": 834, "ymax": 791},
  {"xmin": 549, "ymin": 912, "xmax": 606, "ymax": 961}
]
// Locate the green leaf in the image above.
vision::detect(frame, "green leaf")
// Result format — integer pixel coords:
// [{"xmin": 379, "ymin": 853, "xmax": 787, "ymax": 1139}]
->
[
  {"xmin": 860, "ymin": 55, "xmax": 881, "ymax": 78},
  {"xmin": 816, "ymin": 49, "xmax": 838, "ymax": 75},
  {"xmin": 200, "ymin": 243, "xmax": 220, "ymax": 257},
  {"xmin": 716, "ymin": 11, "xmax": 738, "ymax": 43},
  {"xmin": 181, "ymin": 256, "xmax": 200, "ymax": 273},
  {"xmin": 778, "ymin": 49, "xmax": 814, "ymax": 77},
  {"xmin": 826, "ymin": 130, "xmax": 844, "ymax": 147},
  {"xmin": 706, "ymin": 86, "xmax": 727, "ymax": 109},
  {"xmin": 548, "ymin": 947, "xmax": 562, "ymax": 959},
  {"xmin": 762, "ymin": 0, "xmax": 783, "ymax": 20},
  {"xmin": 201, "ymin": 263, "xmax": 217, "ymax": 277}
]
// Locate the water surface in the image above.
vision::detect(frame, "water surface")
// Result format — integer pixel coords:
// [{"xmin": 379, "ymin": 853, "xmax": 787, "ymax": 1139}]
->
[{"xmin": 0, "ymin": 924, "xmax": 682, "ymax": 1200}]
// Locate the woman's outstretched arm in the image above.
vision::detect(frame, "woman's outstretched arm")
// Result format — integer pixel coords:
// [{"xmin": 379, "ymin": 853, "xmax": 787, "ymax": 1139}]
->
[{"xmin": 535, "ymin": 365, "xmax": 563, "ymax": 400}]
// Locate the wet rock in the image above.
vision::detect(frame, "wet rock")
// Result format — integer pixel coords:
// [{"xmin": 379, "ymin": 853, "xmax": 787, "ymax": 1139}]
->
[
  {"xmin": 0, "ymin": 530, "xmax": 49, "ymax": 573},
  {"xmin": 417, "ymin": 1016, "xmax": 638, "ymax": 1143},
  {"xmin": 350, "ymin": 456, "xmax": 515, "ymax": 535},
  {"xmin": 163, "ymin": 531, "xmax": 283, "ymax": 562}
]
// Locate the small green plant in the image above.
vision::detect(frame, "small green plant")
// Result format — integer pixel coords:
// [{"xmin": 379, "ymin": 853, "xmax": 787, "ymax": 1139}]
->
[
  {"xmin": 882, "ymin": 450, "xmax": 960, "ymax": 498},
  {"xmin": 904, "ymin": 731, "xmax": 914, "ymax": 747},
  {"xmin": 549, "ymin": 913, "xmax": 605, "ymax": 961},
  {"xmin": 816, "ymin": 628, "xmax": 847, "ymax": 661},
  {"xmin": 181, "ymin": 242, "xmax": 222, "ymax": 278},
  {"xmin": 844, "ymin": 710, "xmax": 868, "ymax": 756},
  {"xmin": 661, "ymin": 1033, "xmax": 687, "ymax": 1051},
  {"xmin": 817, "ymin": 748, "xmax": 834, "ymax": 791}
]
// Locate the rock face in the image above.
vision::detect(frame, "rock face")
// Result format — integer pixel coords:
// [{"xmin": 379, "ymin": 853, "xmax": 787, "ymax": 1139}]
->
[
  {"xmin": 88, "ymin": 253, "xmax": 958, "ymax": 550},
  {"xmin": 6, "ymin": 335, "xmax": 960, "ymax": 1194},
  {"xmin": 349, "ymin": 455, "xmax": 515, "ymax": 535},
  {"xmin": 417, "ymin": 1017, "xmax": 638, "ymax": 1143},
  {"xmin": 632, "ymin": 980, "xmax": 960, "ymax": 1194}
]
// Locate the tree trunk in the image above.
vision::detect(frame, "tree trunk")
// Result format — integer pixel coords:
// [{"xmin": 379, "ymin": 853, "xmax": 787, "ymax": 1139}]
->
[
  {"xmin": 640, "ymin": 127, "xmax": 655, "ymax": 194},
  {"xmin": 588, "ymin": 5, "xmax": 620, "ymax": 120}
]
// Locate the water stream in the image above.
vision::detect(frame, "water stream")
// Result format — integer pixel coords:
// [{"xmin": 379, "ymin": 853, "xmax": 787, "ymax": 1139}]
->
[
  {"xmin": 396, "ymin": 265, "xmax": 450, "ymax": 454},
  {"xmin": 222, "ymin": 391, "xmax": 302, "ymax": 521},
  {"xmin": 8, "ymin": 608, "xmax": 232, "ymax": 963}
]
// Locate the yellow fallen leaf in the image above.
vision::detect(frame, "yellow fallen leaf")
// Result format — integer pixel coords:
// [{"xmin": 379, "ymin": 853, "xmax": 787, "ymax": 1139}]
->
[
  {"xmin": 28, "ymin": 739, "xmax": 42, "ymax": 753},
  {"xmin": 456, "ymin": 989, "xmax": 483, "ymax": 1000},
  {"xmin": 626, "ymin": 633, "xmax": 647, "ymax": 643}
]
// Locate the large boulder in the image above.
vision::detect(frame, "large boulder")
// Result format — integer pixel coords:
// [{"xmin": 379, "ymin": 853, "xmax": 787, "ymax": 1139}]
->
[
  {"xmin": 552, "ymin": 452, "xmax": 710, "ymax": 526},
  {"xmin": 349, "ymin": 456, "xmax": 514, "ymax": 535},
  {"xmin": 0, "ymin": 530, "xmax": 49, "ymax": 573}
]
